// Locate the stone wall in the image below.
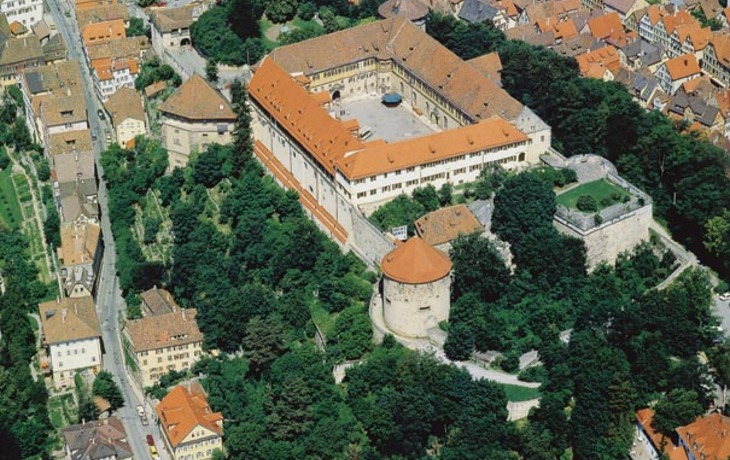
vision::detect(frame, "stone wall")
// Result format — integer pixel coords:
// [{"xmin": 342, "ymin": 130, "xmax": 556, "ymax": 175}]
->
[
  {"xmin": 348, "ymin": 207, "xmax": 395, "ymax": 269},
  {"xmin": 382, "ymin": 275, "xmax": 451, "ymax": 338},
  {"xmin": 555, "ymin": 202, "xmax": 652, "ymax": 270}
]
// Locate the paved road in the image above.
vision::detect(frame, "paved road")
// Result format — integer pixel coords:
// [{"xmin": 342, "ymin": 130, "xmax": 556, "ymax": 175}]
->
[{"xmin": 46, "ymin": 1, "xmax": 167, "ymax": 458}]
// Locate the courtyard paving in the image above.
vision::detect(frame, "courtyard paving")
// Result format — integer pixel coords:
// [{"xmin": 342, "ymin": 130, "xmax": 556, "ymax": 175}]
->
[{"xmin": 338, "ymin": 97, "xmax": 437, "ymax": 143}]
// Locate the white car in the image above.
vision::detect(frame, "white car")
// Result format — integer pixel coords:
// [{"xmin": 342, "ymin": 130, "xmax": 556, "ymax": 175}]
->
[
  {"xmin": 136, "ymin": 405, "xmax": 145, "ymax": 418},
  {"xmin": 719, "ymin": 292, "xmax": 730, "ymax": 301}
]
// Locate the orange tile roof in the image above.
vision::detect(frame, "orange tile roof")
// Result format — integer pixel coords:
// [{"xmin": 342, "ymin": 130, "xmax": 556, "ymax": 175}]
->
[
  {"xmin": 414, "ymin": 204, "xmax": 483, "ymax": 246},
  {"xmin": 576, "ymin": 45, "xmax": 621, "ymax": 77},
  {"xmin": 156, "ymin": 383, "xmax": 223, "ymax": 448},
  {"xmin": 710, "ymin": 32, "xmax": 730, "ymax": 68},
  {"xmin": 81, "ymin": 19, "xmax": 126, "ymax": 47},
  {"xmin": 126, "ymin": 309, "xmax": 203, "ymax": 352},
  {"xmin": 645, "ymin": 4, "xmax": 665, "ymax": 25},
  {"xmin": 662, "ymin": 10, "xmax": 694, "ymax": 36},
  {"xmin": 338, "ymin": 117, "xmax": 528, "ymax": 180},
  {"xmin": 249, "ymin": 58, "xmax": 363, "ymax": 176},
  {"xmin": 381, "ymin": 236, "xmax": 452, "ymax": 284},
  {"xmin": 677, "ymin": 412, "xmax": 730, "ymax": 460},
  {"xmin": 588, "ymin": 12, "xmax": 625, "ymax": 41},
  {"xmin": 250, "ymin": 58, "xmax": 529, "ymax": 181},
  {"xmin": 717, "ymin": 89, "xmax": 730, "ymax": 117},
  {"xmin": 684, "ymin": 25, "xmax": 712, "ymax": 52},
  {"xmin": 636, "ymin": 409, "xmax": 688, "ymax": 460},
  {"xmin": 75, "ymin": 0, "xmax": 117, "ymax": 10},
  {"xmin": 664, "ymin": 53, "xmax": 701, "ymax": 80},
  {"xmin": 158, "ymin": 74, "xmax": 235, "ymax": 121},
  {"xmin": 468, "ymin": 52, "xmax": 503, "ymax": 85},
  {"xmin": 268, "ymin": 17, "xmax": 524, "ymax": 123}
]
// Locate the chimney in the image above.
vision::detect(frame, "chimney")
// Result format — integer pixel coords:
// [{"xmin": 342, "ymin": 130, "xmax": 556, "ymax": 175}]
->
[
  {"xmin": 74, "ymin": 303, "xmax": 78, "ymax": 315},
  {"xmin": 62, "ymin": 308, "xmax": 67, "ymax": 323},
  {"xmin": 182, "ymin": 309, "xmax": 186, "ymax": 320}
]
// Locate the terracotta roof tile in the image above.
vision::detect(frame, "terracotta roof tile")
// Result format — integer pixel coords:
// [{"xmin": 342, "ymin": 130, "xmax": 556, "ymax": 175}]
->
[
  {"xmin": 39, "ymin": 296, "xmax": 101, "ymax": 345},
  {"xmin": 268, "ymin": 17, "xmax": 524, "ymax": 122},
  {"xmin": 414, "ymin": 204, "xmax": 483, "ymax": 246},
  {"xmin": 144, "ymin": 81, "xmax": 167, "ymax": 98},
  {"xmin": 81, "ymin": 19, "xmax": 126, "ymax": 46},
  {"xmin": 104, "ymin": 86, "xmax": 145, "ymax": 124},
  {"xmin": 664, "ymin": 53, "xmax": 701, "ymax": 80},
  {"xmin": 158, "ymin": 74, "xmax": 235, "ymax": 121},
  {"xmin": 381, "ymin": 236, "xmax": 452, "ymax": 283},
  {"xmin": 249, "ymin": 58, "xmax": 363, "ymax": 176},
  {"xmin": 576, "ymin": 45, "xmax": 621, "ymax": 77},
  {"xmin": 662, "ymin": 10, "xmax": 694, "ymax": 35},
  {"xmin": 54, "ymin": 151, "xmax": 95, "ymax": 184},
  {"xmin": 57, "ymin": 222, "xmax": 101, "ymax": 267},
  {"xmin": 140, "ymin": 287, "xmax": 177, "ymax": 316},
  {"xmin": 150, "ymin": 5, "xmax": 195, "ymax": 33},
  {"xmin": 76, "ymin": 4, "xmax": 129, "ymax": 27},
  {"xmin": 156, "ymin": 383, "xmax": 223, "ymax": 448},
  {"xmin": 677, "ymin": 412, "xmax": 730, "ymax": 460},
  {"xmin": 588, "ymin": 12, "xmax": 626, "ymax": 41},
  {"xmin": 378, "ymin": 0, "xmax": 430, "ymax": 20},
  {"xmin": 49, "ymin": 130, "xmax": 94, "ymax": 156},
  {"xmin": 467, "ymin": 52, "xmax": 503, "ymax": 86},
  {"xmin": 635, "ymin": 409, "xmax": 688, "ymax": 460},
  {"xmin": 337, "ymin": 117, "xmax": 529, "ymax": 179},
  {"xmin": 125, "ymin": 309, "xmax": 203, "ymax": 352},
  {"xmin": 710, "ymin": 32, "xmax": 730, "ymax": 67}
]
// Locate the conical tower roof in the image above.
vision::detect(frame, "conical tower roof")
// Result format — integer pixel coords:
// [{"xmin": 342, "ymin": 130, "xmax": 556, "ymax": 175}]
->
[{"xmin": 381, "ymin": 236, "xmax": 451, "ymax": 284}]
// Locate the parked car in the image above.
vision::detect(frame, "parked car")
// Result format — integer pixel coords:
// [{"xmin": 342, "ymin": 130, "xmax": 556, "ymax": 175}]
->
[
  {"xmin": 141, "ymin": 415, "xmax": 149, "ymax": 426},
  {"xmin": 146, "ymin": 434, "xmax": 154, "ymax": 447},
  {"xmin": 136, "ymin": 405, "xmax": 145, "ymax": 418},
  {"xmin": 720, "ymin": 292, "xmax": 730, "ymax": 301},
  {"xmin": 97, "ymin": 109, "xmax": 105, "ymax": 120},
  {"xmin": 150, "ymin": 445, "xmax": 159, "ymax": 460}
]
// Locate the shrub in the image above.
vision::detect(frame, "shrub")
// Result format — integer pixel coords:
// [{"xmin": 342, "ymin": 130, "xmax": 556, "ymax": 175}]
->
[
  {"xmin": 518, "ymin": 365, "xmax": 548, "ymax": 383},
  {"xmin": 576, "ymin": 195, "xmax": 597, "ymax": 212},
  {"xmin": 600, "ymin": 197, "xmax": 613, "ymax": 208},
  {"xmin": 499, "ymin": 352, "xmax": 520, "ymax": 373}
]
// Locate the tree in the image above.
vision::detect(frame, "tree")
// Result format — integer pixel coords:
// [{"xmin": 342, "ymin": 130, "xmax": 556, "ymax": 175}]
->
[
  {"xmin": 205, "ymin": 58, "xmax": 219, "ymax": 83},
  {"xmin": 412, "ymin": 185, "xmax": 440, "ymax": 212},
  {"xmin": 297, "ymin": 1, "xmax": 317, "ymax": 20},
  {"xmin": 243, "ymin": 316, "xmax": 289, "ymax": 376},
  {"xmin": 125, "ymin": 17, "xmax": 150, "ymax": 37},
  {"xmin": 492, "ymin": 172, "xmax": 557, "ymax": 245},
  {"xmin": 330, "ymin": 305, "xmax": 372, "ymax": 360},
  {"xmin": 93, "ymin": 371, "xmax": 124, "ymax": 411},
  {"xmin": 444, "ymin": 322, "xmax": 474, "ymax": 360},
  {"xmin": 265, "ymin": 0, "xmax": 298, "ymax": 23},
  {"xmin": 450, "ymin": 233, "xmax": 510, "ymax": 302},
  {"xmin": 652, "ymin": 389, "xmax": 703, "ymax": 436},
  {"xmin": 438, "ymin": 183, "xmax": 453, "ymax": 207},
  {"xmin": 36, "ymin": 160, "xmax": 50, "ymax": 181},
  {"xmin": 0, "ymin": 147, "xmax": 9, "ymax": 170}
]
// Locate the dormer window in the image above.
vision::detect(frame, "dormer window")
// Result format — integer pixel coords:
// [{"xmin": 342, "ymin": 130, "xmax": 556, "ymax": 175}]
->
[{"xmin": 61, "ymin": 110, "xmax": 73, "ymax": 118}]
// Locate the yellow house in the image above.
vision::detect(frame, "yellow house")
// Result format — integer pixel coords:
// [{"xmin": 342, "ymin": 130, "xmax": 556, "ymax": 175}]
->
[
  {"xmin": 103, "ymin": 86, "xmax": 147, "ymax": 148},
  {"xmin": 124, "ymin": 308, "xmax": 204, "ymax": 389},
  {"xmin": 156, "ymin": 383, "xmax": 224, "ymax": 460}
]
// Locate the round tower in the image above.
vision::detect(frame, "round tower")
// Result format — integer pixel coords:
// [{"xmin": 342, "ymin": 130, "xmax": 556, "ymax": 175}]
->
[{"xmin": 381, "ymin": 236, "xmax": 451, "ymax": 338}]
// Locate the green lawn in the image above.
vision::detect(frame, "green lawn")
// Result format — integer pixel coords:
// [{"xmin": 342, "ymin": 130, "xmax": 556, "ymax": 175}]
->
[
  {"xmin": 310, "ymin": 300, "xmax": 337, "ymax": 339},
  {"xmin": 500, "ymin": 384, "xmax": 542, "ymax": 402},
  {"xmin": 556, "ymin": 179, "xmax": 628, "ymax": 212},
  {"xmin": 0, "ymin": 168, "xmax": 22, "ymax": 229}
]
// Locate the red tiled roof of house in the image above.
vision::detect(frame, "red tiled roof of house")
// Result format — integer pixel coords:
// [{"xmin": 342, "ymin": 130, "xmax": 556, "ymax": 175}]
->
[
  {"xmin": 381, "ymin": 236, "xmax": 451, "ymax": 284},
  {"xmin": 664, "ymin": 53, "xmax": 701, "ymax": 80},
  {"xmin": 156, "ymin": 383, "xmax": 223, "ymax": 448},
  {"xmin": 636, "ymin": 409, "xmax": 688, "ymax": 460},
  {"xmin": 676, "ymin": 412, "xmax": 730, "ymax": 460}
]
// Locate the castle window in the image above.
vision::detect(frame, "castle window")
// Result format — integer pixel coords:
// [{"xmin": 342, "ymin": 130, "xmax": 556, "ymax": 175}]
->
[{"xmin": 419, "ymin": 306, "xmax": 431, "ymax": 312}]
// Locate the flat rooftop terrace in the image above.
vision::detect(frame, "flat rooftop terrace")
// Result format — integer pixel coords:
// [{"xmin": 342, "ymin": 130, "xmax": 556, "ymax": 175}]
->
[{"xmin": 337, "ymin": 97, "xmax": 437, "ymax": 143}]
